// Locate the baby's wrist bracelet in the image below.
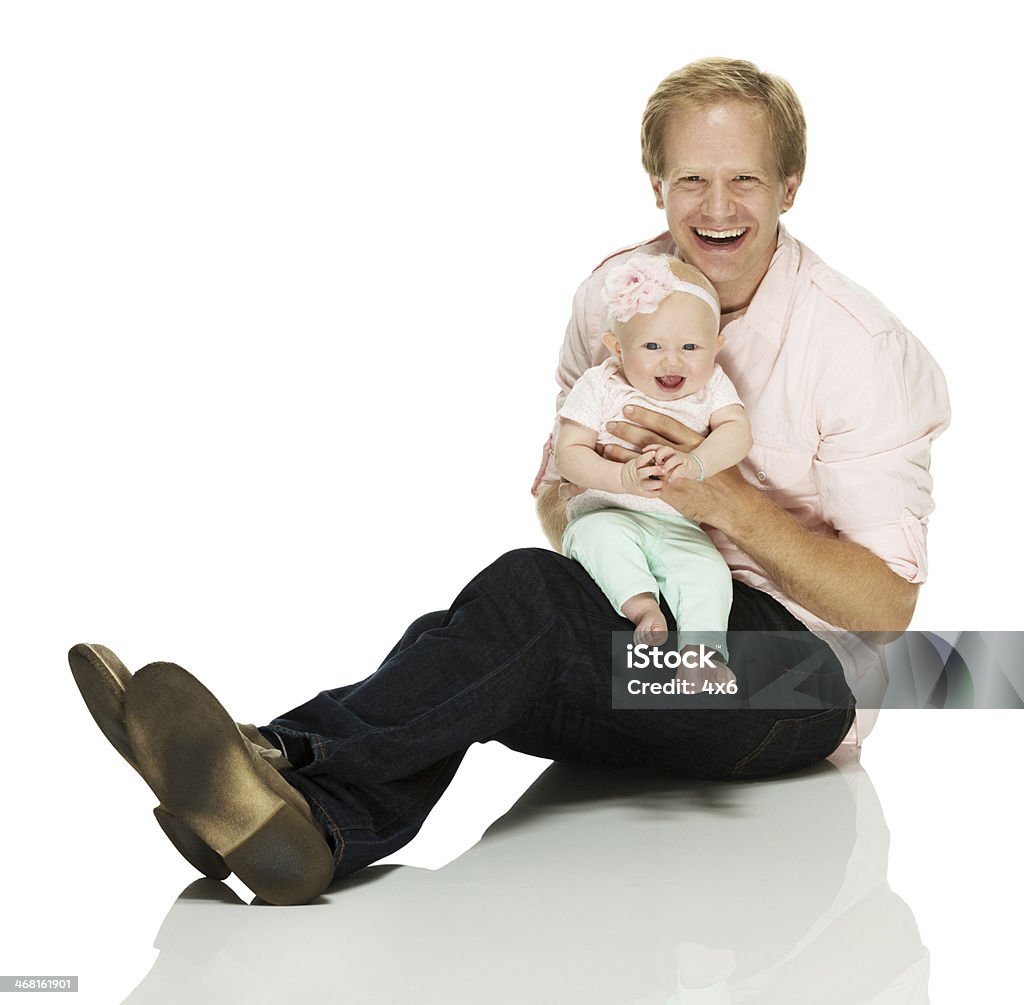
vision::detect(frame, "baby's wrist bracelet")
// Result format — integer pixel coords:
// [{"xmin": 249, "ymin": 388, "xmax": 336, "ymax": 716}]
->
[{"xmin": 690, "ymin": 453, "xmax": 706, "ymax": 481}]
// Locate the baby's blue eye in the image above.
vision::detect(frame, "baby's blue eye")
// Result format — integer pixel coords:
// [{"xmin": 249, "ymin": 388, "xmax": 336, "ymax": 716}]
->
[
  {"xmin": 683, "ymin": 343, "xmax": 697, "ymax": 351},
  {"xmin": 644, "ymin": 342, "xmax": 661, "ymax": 350}
]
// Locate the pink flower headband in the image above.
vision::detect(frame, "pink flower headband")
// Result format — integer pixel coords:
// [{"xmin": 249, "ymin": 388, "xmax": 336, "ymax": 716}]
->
[{"xmin": 602, "ymin": 254, "xmax": 720, "ymax": 325}]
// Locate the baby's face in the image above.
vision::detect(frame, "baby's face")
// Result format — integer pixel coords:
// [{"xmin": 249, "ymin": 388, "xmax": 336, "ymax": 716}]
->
[{"xmin": 605, "ymin": 292, "xmax": 723, "ymax": 401}]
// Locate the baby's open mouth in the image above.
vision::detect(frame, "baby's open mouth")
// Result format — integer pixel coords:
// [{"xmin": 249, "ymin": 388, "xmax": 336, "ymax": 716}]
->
[
  {"xmin": 694, "ymin": 227, "xmax": 747, "ymax": 246},
  {"xmin": 656, "ymin": 376, "xmax": 684, "ymax": 390}
]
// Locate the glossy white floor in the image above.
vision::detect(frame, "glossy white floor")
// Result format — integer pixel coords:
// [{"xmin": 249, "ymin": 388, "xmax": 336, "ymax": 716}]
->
[{"xmin": 4, "ymin": 705, "xmax": 1019, "ymax": 1003}]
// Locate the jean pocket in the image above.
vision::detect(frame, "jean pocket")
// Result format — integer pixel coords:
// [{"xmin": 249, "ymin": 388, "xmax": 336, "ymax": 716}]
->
[{"xmin": 729, "ymin": 704, "xmax": 855, "ymax": 780}]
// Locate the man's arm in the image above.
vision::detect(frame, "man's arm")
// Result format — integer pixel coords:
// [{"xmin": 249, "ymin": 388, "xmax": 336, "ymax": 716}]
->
[
  {"xmin": 536, "ymin": 482, "xmax": 569, "ymax": 552},
  {"xmin": 534, "ymin": 279, "xmax": 601, "ymax": 548},
  {"xmin": 606, "ymin": 406, "xmax": 919, "ymax": 634},
  {"xmin": 699, "ymin": 468, "xmax": 919, "ymax": 633}
]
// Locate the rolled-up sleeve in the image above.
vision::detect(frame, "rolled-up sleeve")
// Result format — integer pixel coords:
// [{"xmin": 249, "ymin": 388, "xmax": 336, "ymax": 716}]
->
[{"xmin": 813, "ymin": 330, "xmax": 950, "ymax": 583}]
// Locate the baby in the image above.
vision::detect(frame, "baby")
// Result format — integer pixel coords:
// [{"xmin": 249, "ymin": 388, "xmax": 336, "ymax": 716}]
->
[{"xmin": 554, "ymin": 253, "xmax": 752, "ymax": 660}]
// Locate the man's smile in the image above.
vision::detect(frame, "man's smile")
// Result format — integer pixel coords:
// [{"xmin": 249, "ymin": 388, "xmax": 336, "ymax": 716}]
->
[{"xmin": 694, "ymin": 227, "xmax": 748, "ymax": 247}]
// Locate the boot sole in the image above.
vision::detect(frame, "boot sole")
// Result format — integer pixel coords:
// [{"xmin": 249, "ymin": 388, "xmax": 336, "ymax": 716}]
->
[
  {"xmin": 126, "ymin": 662, "xmax": 335, "ymax": 905},
  {"xmin": 68, "ymin": 643, "xmax": 135, "ymax": 765},
  {"xmin": 68, "ymin": 643, "xmax": 230, "ymax": 881}
]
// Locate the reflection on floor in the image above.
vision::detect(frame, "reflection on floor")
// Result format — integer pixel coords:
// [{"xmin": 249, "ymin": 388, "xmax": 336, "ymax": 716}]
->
[{"xmin": 122, "ymin": 752, "xmax": 928, "ymax": 1004}]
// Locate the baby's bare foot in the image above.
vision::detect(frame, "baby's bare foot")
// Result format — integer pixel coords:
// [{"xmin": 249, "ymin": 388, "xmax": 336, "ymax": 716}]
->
[
  {"xmin": 675, "ymin": 645, "xmax": 736, "ymax": 691},
  {"xmin": 622, "ymin": 594, "xmax": 668, "ymax": 645}
]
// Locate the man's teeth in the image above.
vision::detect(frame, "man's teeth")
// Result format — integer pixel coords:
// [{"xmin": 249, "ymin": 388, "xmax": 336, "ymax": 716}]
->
[{"xmin": 696, "ymin": 228, "xmax": 746, "ymax": 238}]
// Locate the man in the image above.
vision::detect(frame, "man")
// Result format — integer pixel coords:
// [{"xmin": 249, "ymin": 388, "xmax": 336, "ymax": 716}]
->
[
  {"xmin": 537, "ymin": 59, "xmax": 944, "ymax": 637},
  {"xmin": 71, "ymin": 58, "xmax": 949, "ymax": 905}
]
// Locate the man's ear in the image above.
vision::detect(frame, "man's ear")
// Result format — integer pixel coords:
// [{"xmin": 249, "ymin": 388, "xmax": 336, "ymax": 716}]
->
[
  {"xmin": 781, "ymin": 173, "xmax": 801, "ymax": 213},
  {"xmin": 602, "ymin": 331, "xmax": 622, "ymax": 356},
  {"xmin": 649, "ymin": 174, "xmax": 665, "ymax": 211}
]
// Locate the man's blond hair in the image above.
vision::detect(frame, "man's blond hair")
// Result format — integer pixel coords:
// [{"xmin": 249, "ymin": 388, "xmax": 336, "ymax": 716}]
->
[{"xmin": 641, "ymin": 58, "xmax": 807, "ymax": 182}]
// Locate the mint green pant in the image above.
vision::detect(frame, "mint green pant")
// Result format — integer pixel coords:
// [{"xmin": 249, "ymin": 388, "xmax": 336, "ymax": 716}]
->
[{"xmin": 562, "ymin": 508, "xmax": 731, "ymax": 659}]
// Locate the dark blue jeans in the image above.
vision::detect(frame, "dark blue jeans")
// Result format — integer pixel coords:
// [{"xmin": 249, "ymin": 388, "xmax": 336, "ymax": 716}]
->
[{"xmin": 266, "ymin": 548, "xmax": 855, "ymax": 879}]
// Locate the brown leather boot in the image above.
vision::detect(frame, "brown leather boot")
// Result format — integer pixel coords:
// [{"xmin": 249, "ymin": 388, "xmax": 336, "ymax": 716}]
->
[
  {"xmin": 68, "ymin": 643, "xmax": 293, "ymax": 882},
  {"xmin": 125, "ymin": 661, "xmax": 335, "ymax": 905}
]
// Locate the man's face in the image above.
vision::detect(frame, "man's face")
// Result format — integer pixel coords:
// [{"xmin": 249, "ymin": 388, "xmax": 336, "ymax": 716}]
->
[
  {"xmin": 603, "ymin": 292, "xmax": 724, "ymax": 402},
  {"xmin": 651, "ymin": 102, "xmax": 800, "ymax": 312}
]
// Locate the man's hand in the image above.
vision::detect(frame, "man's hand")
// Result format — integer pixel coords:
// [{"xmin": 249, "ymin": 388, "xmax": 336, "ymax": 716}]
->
[
  {"xmin": 607, "ymin": 405, "xmax": 704, "ymax": 453},
  {"xmin": 557, "ymin": 479, "xmax": 585, "ymax": 502},
  {"xmin": 675, "ymin": 656, "xmax": 737, "ymax": 694},
  {"xmin": 536, "ymin": 481, "xmax": 569, "ymax": 551},
  {"xmin": 658, "ymin": 465, "xmax": 751, "ymax": 528}
]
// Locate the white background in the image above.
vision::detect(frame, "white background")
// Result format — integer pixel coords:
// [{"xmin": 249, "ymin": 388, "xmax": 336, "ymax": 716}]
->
[{"xmin": 1, "ymin": 2, "xmax": 1019, "ymax": 1002}]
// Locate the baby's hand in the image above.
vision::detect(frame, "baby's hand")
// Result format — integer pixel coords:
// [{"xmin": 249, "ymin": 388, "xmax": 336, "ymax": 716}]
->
[
  {"xmin": 645, "ymin": 444, "xmax": 699, "ymax": 481},
  {"xmin": 619, "ymin": 451, "xmax": 663, "ymax": 496}
]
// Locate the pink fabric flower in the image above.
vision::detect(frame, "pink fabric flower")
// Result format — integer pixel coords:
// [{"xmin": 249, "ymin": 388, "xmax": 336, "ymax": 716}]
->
[{"xmin": 602, "ymin": 254, "xmax": 678, "ymax": 324}]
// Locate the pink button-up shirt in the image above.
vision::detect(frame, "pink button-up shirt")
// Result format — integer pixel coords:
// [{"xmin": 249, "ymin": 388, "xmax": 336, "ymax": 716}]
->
[{"xmin": 540, "ymin": 228, "xmax": 950, "ymax": 737}]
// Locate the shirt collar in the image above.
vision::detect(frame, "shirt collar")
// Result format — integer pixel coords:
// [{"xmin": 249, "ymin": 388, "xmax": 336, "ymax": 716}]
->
[{"xmin": 727, "ymin": 224, "xmax": 802, "ymax": 346}]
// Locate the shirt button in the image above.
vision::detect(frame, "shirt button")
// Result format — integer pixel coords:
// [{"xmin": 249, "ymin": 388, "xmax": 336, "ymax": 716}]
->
[{"xmin": 757, "ymin": 471, "xmax": 767, "ymax": 481}]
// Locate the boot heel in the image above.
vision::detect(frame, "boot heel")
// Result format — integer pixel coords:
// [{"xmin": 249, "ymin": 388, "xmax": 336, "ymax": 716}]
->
[
  {"xmin": 223, "ymin": 804, "xmax": 335, "ymax": 906},
  {"xmin": 127, "ymin": 661, "xmax": 336, "ymax": 905}
]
